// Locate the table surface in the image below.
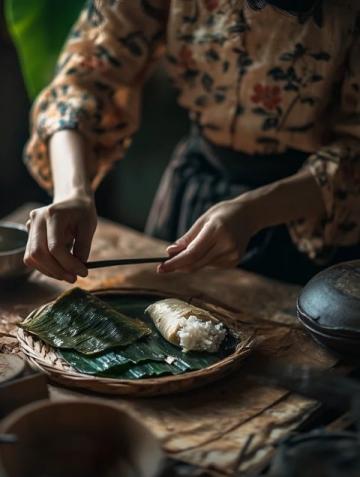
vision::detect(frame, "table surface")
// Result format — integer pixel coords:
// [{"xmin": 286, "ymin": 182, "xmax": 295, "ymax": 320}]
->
[{"xmin": 0, "ymin": 204, "xmax": 339, "ymax": 476}]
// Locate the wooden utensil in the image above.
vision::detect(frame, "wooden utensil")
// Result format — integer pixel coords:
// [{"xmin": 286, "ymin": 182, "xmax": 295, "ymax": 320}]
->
[{"xmin": 86, "ymin": 257, "xmax": 168, "ymax": 269}]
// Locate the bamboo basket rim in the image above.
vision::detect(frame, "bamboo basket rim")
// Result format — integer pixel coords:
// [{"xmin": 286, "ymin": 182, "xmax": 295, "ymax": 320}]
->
[{"xmin": 17, "ymin": 287, "xmax": 256, "ymax": 396}]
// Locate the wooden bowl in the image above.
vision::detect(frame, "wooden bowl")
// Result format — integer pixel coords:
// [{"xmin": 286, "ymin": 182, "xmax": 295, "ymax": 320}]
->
[
  {"xmin": 0, "ymin": 399, "xmax": 164, "ymax": 477},
  {"xmin": 297, "ymin": 260, "xmax": 360, "ymax": 355}
]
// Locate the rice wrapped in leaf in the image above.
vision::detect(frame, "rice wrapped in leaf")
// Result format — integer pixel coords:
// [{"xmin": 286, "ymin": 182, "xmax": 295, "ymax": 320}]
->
[
  {"xmin": 21, "ymin": 288, "xmax": 150, "ymax": 355},
  {"xmin": 145, "ymin": 299, "xmax": 227, "ymax": 353}
]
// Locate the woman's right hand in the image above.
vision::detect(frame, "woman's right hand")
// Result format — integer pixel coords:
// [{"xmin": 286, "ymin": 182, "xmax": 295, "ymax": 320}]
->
[{"xmin": 24, "ymin": 194, "xmax": 97, "ymax": 283}]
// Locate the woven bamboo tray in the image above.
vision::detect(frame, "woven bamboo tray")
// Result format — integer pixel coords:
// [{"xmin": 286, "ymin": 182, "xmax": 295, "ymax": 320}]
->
[{"xmin": 17, "ymin": 288, "xmax": 255, "ymax": 396}]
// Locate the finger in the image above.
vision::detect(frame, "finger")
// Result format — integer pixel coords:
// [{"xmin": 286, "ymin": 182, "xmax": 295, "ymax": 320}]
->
[
  {"xmin": 25, "ymin": 255, "xmax": 72, "ymax": 282},
  {"xmin": 160, "ymin": 222, "xmax": 216, "ymax": 273},
  {"xmin": 167, "ymin": 243, "xmax": 183, "ymax": 257},
  {"xmin": 73, "ymin": 223, "xmax": 95, "ymax": 266},
  {"xmin": 24, "ymin": 216, "xmax": 76, "ymax": 282},
  {"xmin": 166, "ymin": 219, "xmax": 203, "ymax": 256},
  {"xmin": 174, "ymin": 248, "xmax": 241, "ymax": 273},
  {"xmin": 26, "ymin": 225, "xmax": 76, "ymax": 282},
  {"xmin": 26, "ymin": 219, "xmax": 31, "ymax": 231},
  {"xmin": 172, "ymin": 243, "xmax": 221, "ymax": 273},
  {"xmin": 175, "ymin": 240, "xmax": 239, "ymax": 272},
  {"xmin": 47, "ymin": 216, "xmax": 88, "ymax": 277},
  {"xmin": 158, "ymin": 248, "xmax": 212, "ymax": 274},
  {"xmin": 183, "ymin": 244, "xmax": 228, "ymax": 272},
  {"xmin": 157, "ymin": 247, "xmax": 212, "ymax": 274},
  {"xmin": 24, "ymin": 254, "xmax": 54, "ymax": 278}
]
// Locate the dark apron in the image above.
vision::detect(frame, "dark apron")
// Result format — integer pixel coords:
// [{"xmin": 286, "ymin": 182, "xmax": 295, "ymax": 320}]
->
[{"xmin": 145, "ymin": 129, "xmax": 359, "ymax": 284}]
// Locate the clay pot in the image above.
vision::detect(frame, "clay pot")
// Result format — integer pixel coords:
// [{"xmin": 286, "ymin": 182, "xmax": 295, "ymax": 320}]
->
[{"xmin": 297, "ymin": 260, "xmax": 360, "ymax": 355}]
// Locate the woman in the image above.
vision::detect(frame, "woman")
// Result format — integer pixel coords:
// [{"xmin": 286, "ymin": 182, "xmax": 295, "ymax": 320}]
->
[{"xmin": 24, "ymin": 0, "xmax": 360, "ymax": 284}]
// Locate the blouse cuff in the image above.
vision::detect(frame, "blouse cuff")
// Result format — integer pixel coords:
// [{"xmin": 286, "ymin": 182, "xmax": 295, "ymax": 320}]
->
[{"xmin": 288, "ymin": 147, "xmax": 341, "ymax": 264}]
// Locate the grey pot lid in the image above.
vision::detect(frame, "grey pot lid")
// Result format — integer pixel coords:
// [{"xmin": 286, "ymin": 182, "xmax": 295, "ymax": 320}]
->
[{"xmin": 297, "ymin": 260, "xmax": 360, "ymax": 337}]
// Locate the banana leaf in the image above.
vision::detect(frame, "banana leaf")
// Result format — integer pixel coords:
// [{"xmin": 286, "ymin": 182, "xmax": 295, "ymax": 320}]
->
[
  {"xmin": 4, "ymin": 0, "xmax": 85, "ymax": 98},
  {"xmin": 59, "ymin": 293, "xmax": 238, "ymax": 380},
  {"xmin": 20, "ymin": 288, "xmax": 151, "ymax": 355},
  {"xmin": 60, "ymin": 330, "xmax": 223, "ymax": 377},
  {"xmin": 104, "ymin": 362, "xmax": 183, "ymax": 380},
  {"xmin": 60, "ymin": 350, "xmax": 185, "ymax": 379}
]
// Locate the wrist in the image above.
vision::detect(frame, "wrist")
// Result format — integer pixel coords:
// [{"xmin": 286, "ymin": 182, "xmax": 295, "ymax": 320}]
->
[
  {"xmin": 231, "ymin": 181, "xmax": 285, "ymax": 234},
  {"xmin": 53, "ymin": 185, "xmax": 94, "ymax": 204},
  {"xmin": 222, "ymin": 197, "xmax": 262, "ymax": 236},
  {"xmin": 232, "ymin": 169, "xmax": 325, "ymax": 233}
]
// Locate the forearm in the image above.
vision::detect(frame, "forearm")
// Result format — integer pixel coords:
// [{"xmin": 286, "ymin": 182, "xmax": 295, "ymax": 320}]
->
[
  {"xmin": 49, "ymin": 130, "xmax": 94, "ymax": 202},
  {"xmin": 161, "ymin": 166, "xmax": 327, "ymax": 273},
  {"xmin": 235, "ymin": 168, "xmax": 326, "ymax": 233}
]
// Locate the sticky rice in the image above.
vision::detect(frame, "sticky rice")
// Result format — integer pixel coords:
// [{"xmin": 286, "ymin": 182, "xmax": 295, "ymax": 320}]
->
[
  {"xmin": 177, "ymin": 315, "xmax": 227, "ymax": 352},
  {"xmin": 145, "ymin": 298, "xmax": 227, "ymax": 353}
]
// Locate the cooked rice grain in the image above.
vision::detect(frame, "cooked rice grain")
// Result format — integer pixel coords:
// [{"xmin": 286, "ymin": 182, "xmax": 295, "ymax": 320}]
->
[{"xmin": 177, "ymin": 315, "xmax": 226, "ymax": 353}]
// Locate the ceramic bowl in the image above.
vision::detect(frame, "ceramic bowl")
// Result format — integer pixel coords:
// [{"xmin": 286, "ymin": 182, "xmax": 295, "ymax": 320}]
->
[
  {"xmin": 0, "ymin": 222, "xmax": 30, "ymax": 281},
  {"xmin": 0, "ymin": 399, "xmax": 164, "ymax": 477}
]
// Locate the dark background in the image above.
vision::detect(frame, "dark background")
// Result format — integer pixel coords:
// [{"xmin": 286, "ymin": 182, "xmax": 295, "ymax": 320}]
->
[{"xmin": 0, "ymin": 2, "xmax": 189, "ymax": 230}]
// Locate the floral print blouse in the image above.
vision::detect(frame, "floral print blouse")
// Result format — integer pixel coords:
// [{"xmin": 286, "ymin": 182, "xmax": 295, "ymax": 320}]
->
[{"xmin": 26, "ymin": 0, "xmax": 360, "ymax": 261}]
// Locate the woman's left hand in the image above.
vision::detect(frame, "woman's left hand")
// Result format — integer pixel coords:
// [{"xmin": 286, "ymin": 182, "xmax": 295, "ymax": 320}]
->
[
  {"xmin": 157, "ymin": 168, "xmax": 326, "ymax": 274},
  {"xmin": 158, "ymin": 198, "xmax": 259, "ymax": 273}
]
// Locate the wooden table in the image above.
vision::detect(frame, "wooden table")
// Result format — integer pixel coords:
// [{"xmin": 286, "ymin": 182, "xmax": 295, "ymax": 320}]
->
[{"xmin": 0, "ymin": 204, "xmax": 340, "ymax": 476}]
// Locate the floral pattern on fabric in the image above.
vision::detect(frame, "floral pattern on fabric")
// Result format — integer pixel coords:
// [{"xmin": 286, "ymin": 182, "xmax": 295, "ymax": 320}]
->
[
  {"xmin": 25, "ymin": 0, "xmax": 360, "ymax": 261},
  {"xmin": 251, "ymin": 84, "xmax": 282, "ymax": 111},
  {"xmin": 26, "ymin": 0, "xmax": 168, "ymax": 188}
]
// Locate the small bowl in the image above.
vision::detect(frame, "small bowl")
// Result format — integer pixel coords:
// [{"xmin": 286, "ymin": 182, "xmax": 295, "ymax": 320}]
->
[
  {"xmin": 0, "ymin": 222, "xmax": 30, "ymax": 281},
  {"xmin": 0, "ymin": 399, "xmax": 164, "ymax": 477}
]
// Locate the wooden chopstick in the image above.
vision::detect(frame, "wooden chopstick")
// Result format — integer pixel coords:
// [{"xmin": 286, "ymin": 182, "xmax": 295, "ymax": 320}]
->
[{"xmin": 86, "ymin": 257, "xmax": 168, "ymax": 269}]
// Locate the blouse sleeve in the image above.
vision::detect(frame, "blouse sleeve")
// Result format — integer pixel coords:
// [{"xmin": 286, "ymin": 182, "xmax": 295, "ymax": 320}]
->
[
  {"xmin": 289, "ymin": 22, "xmax": 360, "ymax": 263},
  {"xmin": 25, "ymin": 0, "xmax": 169, "ymax": 191}
]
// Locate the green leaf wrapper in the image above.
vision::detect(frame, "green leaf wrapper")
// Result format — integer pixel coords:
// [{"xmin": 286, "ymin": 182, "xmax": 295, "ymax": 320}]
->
[{"xmin": 20, "ymin": 288, "xmax": 151, "ymax": 355}]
